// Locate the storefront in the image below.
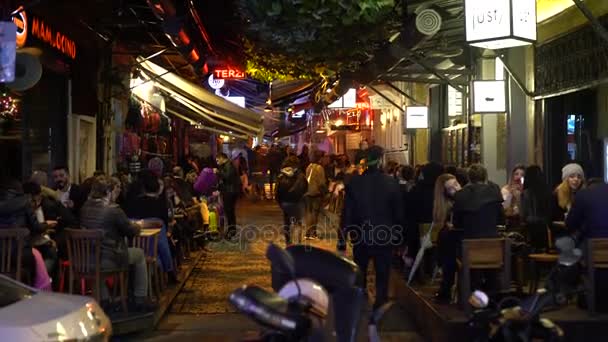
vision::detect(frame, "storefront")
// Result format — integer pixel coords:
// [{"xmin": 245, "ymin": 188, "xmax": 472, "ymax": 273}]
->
[
  {"xmin": 1, "ymin": 3, "xmax": 103, "ymax": 181},
  {"xmin": 536, "ymin": 14, "xmax": 608, "ymax": 186}
]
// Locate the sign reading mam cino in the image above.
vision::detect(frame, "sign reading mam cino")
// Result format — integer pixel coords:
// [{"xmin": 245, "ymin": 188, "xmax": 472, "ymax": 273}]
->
[
  {"xmin": 465, "ymin": 0, "xmax": 536, "ymax": 49},
  {"xmin": 12, "ymin": 7, "xmax": 77, "ymax": 59}
]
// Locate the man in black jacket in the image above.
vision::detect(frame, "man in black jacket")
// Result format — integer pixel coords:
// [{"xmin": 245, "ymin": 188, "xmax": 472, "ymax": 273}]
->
[
  {"xmin": 216, "ymin": 153, "xmax": 241, "ymax": 240},
  {"xmin": 276, "ymin": 156, "xmax": 308, "ymax": 246},
  {"xmin": 342, "ymin": 146, "xmax": 404, "ymax": 310},
  {"xmin": 436, "ymin": 164, "xmax": 504, "ymax": 302},
  {"xmin": 52, "ymin": 166, "xmax": 87, "ymax": 216}
]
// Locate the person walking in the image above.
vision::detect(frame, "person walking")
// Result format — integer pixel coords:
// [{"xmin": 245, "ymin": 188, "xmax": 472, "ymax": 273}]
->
[
  {"xmin": 304, "ymin": 150, "xmax": 328, "ymax": 240},
  {"xmin": 276, "ymin": 156, "xmax": 308, "ymax": 246},
  {"xmin": 342, "ymin": 146, "xmax": 404, "ymax": 310},
  {"xmin": 216, "ymin": 153, "xmax": 241, "ymax": 240}
]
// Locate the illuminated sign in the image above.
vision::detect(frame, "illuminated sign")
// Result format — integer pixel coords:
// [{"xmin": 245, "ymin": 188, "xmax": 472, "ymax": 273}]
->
[
  {"xmin": 12, "ymin": 7, "xmax": 27, "ymax": 48},
  {"xmin": 406, "ymin": 106, "xmax": 429, "ymax": 129},
  {"xmin": 473, "ymin": 80, "xmax": 506, "ymax": 113},
  {"xmin": 604, "ymin": 138, "xmax": 608, "ymax": 184},
  {"xmin": 465, "ymin": 0, "xmax": 536, "ymax": 49},
  {"xmin": 31, "ymin": 17, "xmax": 76, "ymax": 59},
  {"xmin": 213, "ymin": 69, "xmax": 245, "ymax": 79},
  {"xmin": 11, "ymin": 7, "xmax": 76, "ymax": 59},
  {"xmin": 328, "ymin": 88, "xmax": 356, "ymax": 108},
  {"xmin": 208, "ymin": 74, "xmax": 225, "ymax": 89},
  {"xmin": 356, "ymin": 102, "xmax": 370, "ymax": 109},
  {"xmin": 225, "ymin": 96, "xmax": 245, "ymax": 108}
]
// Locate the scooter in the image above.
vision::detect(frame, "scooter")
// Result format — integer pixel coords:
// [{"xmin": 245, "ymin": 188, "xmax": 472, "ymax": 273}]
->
[
  {"xmin": 229, "ymin": 243, "xmax": 392, "ymax": 342},
  {"xmin": 467, "ymin": 237, "xmax": 584, "ymax": 342}
]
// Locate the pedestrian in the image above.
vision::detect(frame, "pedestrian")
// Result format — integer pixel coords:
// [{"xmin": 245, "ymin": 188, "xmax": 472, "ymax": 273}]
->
[
  {"xmin": 215, "ymin": 153, "xmax": 241, "ymax": 240},
  {"xmin": 276, "ymin": 156, "xmax": 308, "ymax": 246},
  {"xmin": 342, "ymin": 145, "xmax": 404, "ymax": 310},
  {"xmin": 304, "ymin": 150, "xmax": 328, "ymax": 239}
]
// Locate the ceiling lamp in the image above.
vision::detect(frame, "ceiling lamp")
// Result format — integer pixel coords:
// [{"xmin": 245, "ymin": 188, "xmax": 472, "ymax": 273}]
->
[{"xmin": 465, "ymin": 0, "xmax": 536, "ymax": 49}]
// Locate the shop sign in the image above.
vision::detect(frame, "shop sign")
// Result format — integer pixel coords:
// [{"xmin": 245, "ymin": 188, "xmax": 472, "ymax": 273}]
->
[
  {"xmin": 207, "ymin": 74, "xmax": 225, "ymax": 89},
  {"xmin": 473, "ymin": 80, "xmax": 506, "ymax": 113},
  {"xmin": 328, "ymin": 88, "xmax": 356, "ymax": 108},
  {"xmin": 12, "ymin": 7, "xmax": 27, "ymax": 48},
  {"xmin": 405, "ymin": 106, "xmax": 428, "ymax": 129},
  {"xmin": 12, "ymin": 7, "xmax": 77, "ymax": 59},
  {"xmin": 604, "ymin": 138, "xmax": 608, "ymax": 184},
  {"xmin": 213, "ymin": 68, "xmax": 245, "ymax": 79},
  {"xmin": 465, "ymin": 0, "xmax": 536, "ymax": 49}
]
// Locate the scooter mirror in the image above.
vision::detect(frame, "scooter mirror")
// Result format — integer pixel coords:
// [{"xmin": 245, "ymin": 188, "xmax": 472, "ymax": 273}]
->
[
  {"xmin": 267, "ymin": 243, "xmax": 296, "ymax": 279},
  {"xmin": 469, "ymin": 290, "xmax": 489, "ymax": 309}
]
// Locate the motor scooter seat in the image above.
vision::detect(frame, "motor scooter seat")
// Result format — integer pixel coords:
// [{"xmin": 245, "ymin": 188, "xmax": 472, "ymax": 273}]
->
[{"xmin": 229, "ymin": 285, "xmax": 311, "ymax": 335}]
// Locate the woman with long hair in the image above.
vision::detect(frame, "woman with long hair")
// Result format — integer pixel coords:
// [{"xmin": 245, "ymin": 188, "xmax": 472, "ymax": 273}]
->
[
  {"xmin": 521, "ymin": 166, "xmax": 552, "ymax": 252},
  {"xmin": 501, "ymin": 164, "xmax": 525, "ymax": 227},
  {"xmin": 552, "ymin": 163, "xmax": 584, "ymax": 221},
  {"xmin": 433, "ymin": 174, "xmax": 461, "ymax": 229},
  {"xmin": 433, "ymin": 173, "xmax": 461, "ymax": 302}
]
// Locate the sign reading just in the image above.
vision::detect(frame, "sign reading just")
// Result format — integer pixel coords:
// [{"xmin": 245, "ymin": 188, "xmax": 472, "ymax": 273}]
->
[{"xmin": 465, "ymin": 0, "xmax": 536, "ymax": 49}]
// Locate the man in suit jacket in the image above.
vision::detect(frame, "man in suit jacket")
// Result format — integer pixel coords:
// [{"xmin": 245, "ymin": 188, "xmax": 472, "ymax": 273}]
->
[{"xmin": 52, "ymin": 166, "xmax": 87, "ymax": 216}]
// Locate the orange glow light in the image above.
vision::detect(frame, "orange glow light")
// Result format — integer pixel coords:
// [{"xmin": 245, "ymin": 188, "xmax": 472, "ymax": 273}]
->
[{"xmin": 12, "ymin": 6, "xmax": 27, "ymax": 48}]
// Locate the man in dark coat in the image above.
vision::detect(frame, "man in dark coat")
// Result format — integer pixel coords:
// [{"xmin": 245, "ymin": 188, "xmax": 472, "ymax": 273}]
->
[
  {"xmin": 342, "ymin": 146, "xmax": 404, "ymax": 310},
  {"xmin": 52, "ymin": 166, "xmax": 87, "ymax": 216},
  {"xmin": 566, "ymin": 182, "xmax": 608, "ymax": 239},
  {"xmin": 216, "ymin": 153, "xmax": 241, "ymax": 240},
  {"xmin": 436, "ymin": 164, "xmax": 504, "ymax": 302}
]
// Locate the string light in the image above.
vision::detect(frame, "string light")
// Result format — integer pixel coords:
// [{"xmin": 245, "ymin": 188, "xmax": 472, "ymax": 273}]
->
[{"xmin": 0, "ymin": 93, "xmax": 19, "ymax": 120}]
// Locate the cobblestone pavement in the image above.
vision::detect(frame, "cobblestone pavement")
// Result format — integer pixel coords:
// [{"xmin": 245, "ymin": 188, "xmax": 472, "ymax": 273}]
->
[{"xmin": 129, "ymin": 199, "xmax": 422, "ymax": 341}]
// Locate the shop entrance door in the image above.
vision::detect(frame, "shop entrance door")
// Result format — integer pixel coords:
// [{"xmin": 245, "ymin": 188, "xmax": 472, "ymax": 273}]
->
[{"xmin": 544, "ymin": 89, "xmax": 598, "ymax": 187}]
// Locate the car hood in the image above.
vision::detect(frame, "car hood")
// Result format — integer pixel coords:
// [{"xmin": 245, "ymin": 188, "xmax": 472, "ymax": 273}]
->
[{"xmin": 0, "ymin": 291, "xmax": 111, "ymax": 340}]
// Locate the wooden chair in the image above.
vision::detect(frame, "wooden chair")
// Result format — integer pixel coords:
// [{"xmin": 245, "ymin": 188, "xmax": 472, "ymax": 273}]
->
[
  {"xmin": 65, "ymin": 229, "xmax": 128, "ymax": 313},
  {"xmin": 132, "ymin": 219, "xmax": 163, "ymax": 301},
  {"xmin": 0, "ymin": 228, "xmax": 29, "ymax": 282},
  {"xmin": 584, "ymin": 238, "xmax": 608, "ymax": 314},
  {"xmin": 459, "ymin": 238, "xmax": 511, "ymax": 314}
]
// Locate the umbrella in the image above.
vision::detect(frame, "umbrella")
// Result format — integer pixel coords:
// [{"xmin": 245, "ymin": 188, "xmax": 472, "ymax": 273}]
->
[{"xmin": 407, "ymin": 222, "xmax": 435, "ymax": 285}]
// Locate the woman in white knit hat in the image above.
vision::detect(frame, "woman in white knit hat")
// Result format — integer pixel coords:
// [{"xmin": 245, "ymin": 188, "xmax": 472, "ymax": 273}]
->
[{"xmin": 551, "ymin": 163, "xmax": 584, "ymax": 221}]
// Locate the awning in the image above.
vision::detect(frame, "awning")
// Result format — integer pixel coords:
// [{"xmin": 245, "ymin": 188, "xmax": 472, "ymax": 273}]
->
[{"xmin": 135, "ymin": 57, "xmax": 263, "ymax": 136}]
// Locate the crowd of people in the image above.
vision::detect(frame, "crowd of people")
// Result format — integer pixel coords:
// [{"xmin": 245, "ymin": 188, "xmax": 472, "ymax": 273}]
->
[
  {"xmin": 0, "ymin": 152, "xmax": 247, "ymax": 313},
  {"xmin": 264, "ymin": 141, "xmax": 606, "ymax": 311},
  {"xmin": 2, "ymin": 139, "xmax": 607, "ymax": 315}
]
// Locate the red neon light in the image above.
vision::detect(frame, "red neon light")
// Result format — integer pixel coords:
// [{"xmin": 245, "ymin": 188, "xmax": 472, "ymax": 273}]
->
[{"xmin": 213, "ymin": 69, "xmax": 246, "ymax": 79}]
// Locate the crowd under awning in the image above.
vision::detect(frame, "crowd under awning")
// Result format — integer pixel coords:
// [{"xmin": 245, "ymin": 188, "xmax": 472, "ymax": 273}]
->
[{"xmin": 135, "ymin": 56, "xmax": 264, "ymax": 137}]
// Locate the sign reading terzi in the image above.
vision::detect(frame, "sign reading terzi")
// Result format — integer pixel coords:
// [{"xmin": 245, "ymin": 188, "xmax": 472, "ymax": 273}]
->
[
  {"xmin": 213, "ymin": 69, "xmax": 245, "ymax": 79},
  {"xmin": 465, "ymin": 0, "xmax": 536, "ymax": 49}
]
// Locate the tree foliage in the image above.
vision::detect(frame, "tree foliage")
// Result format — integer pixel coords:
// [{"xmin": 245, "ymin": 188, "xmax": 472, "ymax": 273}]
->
[{"xmin": 237, "ymin": 0, "xmax": 402, "ymax": 81}]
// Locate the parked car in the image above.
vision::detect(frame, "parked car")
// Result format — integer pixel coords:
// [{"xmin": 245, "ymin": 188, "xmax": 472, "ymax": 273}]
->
[{"xmin": 0, "ymin": 275, "xmax": 112, "ymax": 341}]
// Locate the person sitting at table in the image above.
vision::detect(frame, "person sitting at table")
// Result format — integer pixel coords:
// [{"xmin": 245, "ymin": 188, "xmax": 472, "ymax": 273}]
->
[
  {"xmin": 79, "ymin": 177, "xmax": 155, "ymax": 312},
  {"xmin": 501, "ymin": 164, "xmax": 525, "ymax": 229},
  {"xmin": 551, "ymin": 163, "xmax": 584, "ymax": 222},
  {"xmin": 125, "ymin": 170, "xmax": 177, "ymax": 284},
  {"xmin": 0, "ymin": 177, "xmax": 52, "ymax": 288}
]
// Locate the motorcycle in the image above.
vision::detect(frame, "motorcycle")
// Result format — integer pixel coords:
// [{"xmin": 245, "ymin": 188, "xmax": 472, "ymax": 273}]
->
[
  {"xmin": 229, "ymin": 243, "xmax": 393, "ymax": 342},
  {"xmin": 468, "ymin": 236, "xmax": 584, "ymax": 342}
]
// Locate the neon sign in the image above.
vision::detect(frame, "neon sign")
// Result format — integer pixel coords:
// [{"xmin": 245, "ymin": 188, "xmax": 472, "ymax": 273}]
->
[
  {"xmin": 213, "ymin": 69, "xmax": 245, "ymax": 79},
  {"xmin": 31, "ymin": 18, "xmax": 76, "ymax": 59},
  {"xmin": 12, "ymin": 7, "xmax": 27, "ymax": 48},
  {"xmin": 12, "ymin": 7, "xmax": 77, "ymax": 59}
]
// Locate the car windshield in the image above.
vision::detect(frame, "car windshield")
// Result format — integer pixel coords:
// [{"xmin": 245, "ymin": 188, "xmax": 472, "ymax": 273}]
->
[{"xmin": 0, "ymin": 277, "xmax": 35, "ymax": 308}]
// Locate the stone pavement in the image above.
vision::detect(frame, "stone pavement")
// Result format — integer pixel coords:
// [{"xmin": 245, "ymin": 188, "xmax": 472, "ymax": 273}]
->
[{"xmin": 123, "ymin": 199, "xmax": 422, "ymax": 341}]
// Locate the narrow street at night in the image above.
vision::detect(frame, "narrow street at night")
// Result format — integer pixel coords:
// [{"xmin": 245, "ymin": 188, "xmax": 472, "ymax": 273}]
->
[{"xmin": 126, "ymin": 200, "xmax": 423, "ymax": 341}]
